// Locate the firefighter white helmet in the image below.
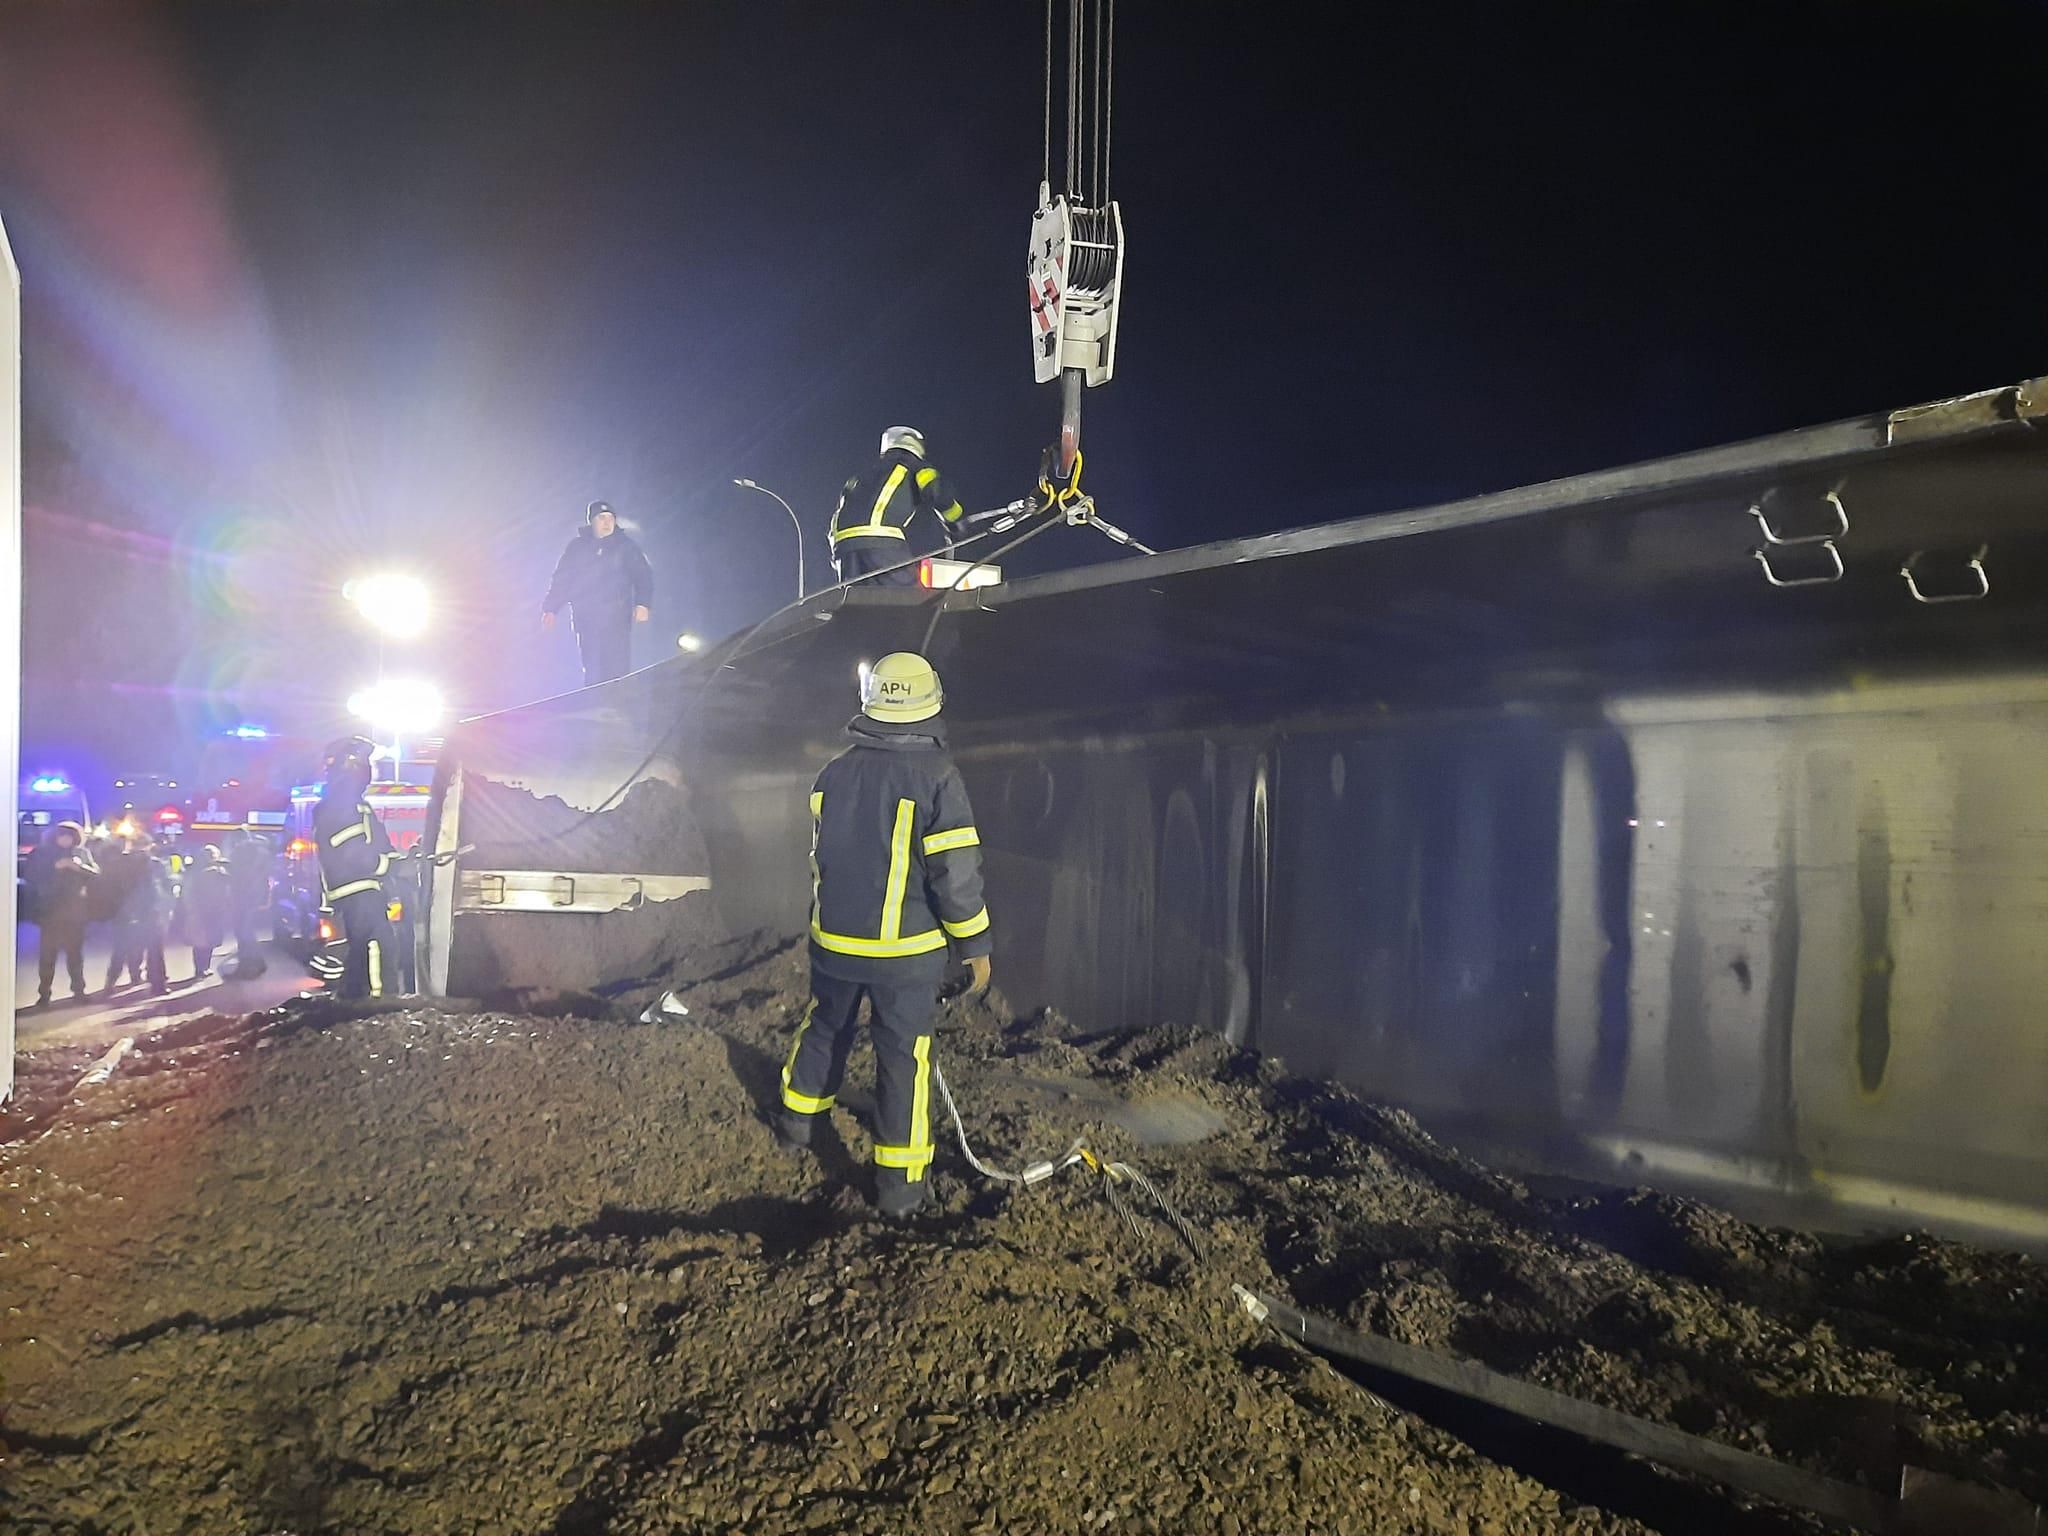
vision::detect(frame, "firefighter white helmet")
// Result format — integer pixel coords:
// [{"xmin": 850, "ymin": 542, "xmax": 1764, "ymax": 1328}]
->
[
  {"xmin": 880, "ymin": 426, "xmax": 926, "ymax": 458},
  {"xmin": 861, "ymin": 652, "xmax": 943, "ymax": 723}
]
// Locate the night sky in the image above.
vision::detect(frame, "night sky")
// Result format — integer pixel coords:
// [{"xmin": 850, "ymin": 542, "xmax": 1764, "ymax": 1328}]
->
[{"xmin": 5, "ymin": 1, "xmax": 2047, "ymax": 792}]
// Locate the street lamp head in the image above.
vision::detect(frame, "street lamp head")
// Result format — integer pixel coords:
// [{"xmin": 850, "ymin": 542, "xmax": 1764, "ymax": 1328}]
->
[{"xmin": 734, "ymin": 478, "xmax": 756, "ymax": 489}]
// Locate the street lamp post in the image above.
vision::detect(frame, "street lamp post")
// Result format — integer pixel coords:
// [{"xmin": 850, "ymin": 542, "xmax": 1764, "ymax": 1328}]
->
[{"xmin": 733, "ymin": 479, "xmax": 806, "ymax": 602}]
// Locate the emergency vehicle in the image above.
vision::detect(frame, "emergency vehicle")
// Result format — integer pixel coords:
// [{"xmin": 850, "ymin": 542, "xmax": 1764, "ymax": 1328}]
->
[{"xmin": 17, "ymin": 772, "xmax": 90, "ymax": 874}]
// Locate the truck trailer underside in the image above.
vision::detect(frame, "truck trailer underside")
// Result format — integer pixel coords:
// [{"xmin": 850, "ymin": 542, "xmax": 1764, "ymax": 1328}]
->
[{"xmin": 426, "ymin": 378, "xmax": 2048, "ymax": 1252}]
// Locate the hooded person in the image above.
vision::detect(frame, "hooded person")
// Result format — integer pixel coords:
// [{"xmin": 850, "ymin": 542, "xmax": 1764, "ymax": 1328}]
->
[
  {"xmin": 774, "ymin": 652, "xmax": 993, "ymax": 1218},
  {"xmin": 540, "ymin": 499, "xmax": 654, "ymax": 687},
  {"xmin": 26, "ymin": 820, "xmax": 98, "ymax": 1005}
]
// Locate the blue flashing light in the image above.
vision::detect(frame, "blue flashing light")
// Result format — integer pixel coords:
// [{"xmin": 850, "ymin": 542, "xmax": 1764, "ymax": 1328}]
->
[
  {"xmin": 29, "ymin": 774, "xmax": 72, "ymax": 795},
  {"xmin": 230, "ymin": 724, "xmax": 270, "ymax": 740}
]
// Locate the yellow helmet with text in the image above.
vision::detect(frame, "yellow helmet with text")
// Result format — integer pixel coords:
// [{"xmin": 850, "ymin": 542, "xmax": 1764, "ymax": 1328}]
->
[{"xmin": 860, "ymin": 652, "xmax": 943, "ymax": 723}]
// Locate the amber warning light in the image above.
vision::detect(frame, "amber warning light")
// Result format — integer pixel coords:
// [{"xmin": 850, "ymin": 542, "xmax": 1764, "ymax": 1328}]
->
[{"xmin": 917, "ymin": 557, "xmax": 1003, "ymax": 591}]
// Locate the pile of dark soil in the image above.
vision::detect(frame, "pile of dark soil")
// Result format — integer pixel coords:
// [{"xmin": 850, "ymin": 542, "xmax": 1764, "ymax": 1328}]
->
[{"xmin": 3, "ymin": 936, "xmax": 2042, "ymax": 1535}]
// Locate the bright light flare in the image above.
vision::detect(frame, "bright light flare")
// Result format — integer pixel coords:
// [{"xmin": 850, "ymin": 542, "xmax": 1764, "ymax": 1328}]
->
[
  {"xmin": 344, "ymin": 573, "xmax": 431, "ymax": 638},
  {"xmin": 347, "ymin": 678, "xmax": 445, "ymax": 735},
  {"xmin": 676, "ymin": 632, "xmax": 704, "ymax": 653}
]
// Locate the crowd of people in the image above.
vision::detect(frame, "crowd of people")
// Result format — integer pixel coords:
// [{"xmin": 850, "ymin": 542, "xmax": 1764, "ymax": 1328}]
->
[{"xmin": 21, "ymin": 820, "xmax": 274, "ymax": 1009}]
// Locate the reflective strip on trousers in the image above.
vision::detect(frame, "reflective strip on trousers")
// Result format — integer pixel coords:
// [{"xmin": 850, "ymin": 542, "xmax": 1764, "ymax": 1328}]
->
[
  {"xmin": 874, "ymin": 1035, "xmax": 935, "ymax": 1182},
  {"xmin": 781, "ymin": 1000, "xmax": 834, "ymax": 1114}
]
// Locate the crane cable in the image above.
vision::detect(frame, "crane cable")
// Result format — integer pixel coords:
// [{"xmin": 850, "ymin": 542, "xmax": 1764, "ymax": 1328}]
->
[{"xmin": 1047, "ymin": 0, "xmax": 1114, "ymax": 205}]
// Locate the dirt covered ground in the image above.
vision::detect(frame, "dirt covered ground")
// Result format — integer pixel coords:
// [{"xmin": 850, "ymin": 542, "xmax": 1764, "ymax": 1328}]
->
[{"xmin": 3, "ymin": 935, "xmax": 2044, "ymax": 1535}]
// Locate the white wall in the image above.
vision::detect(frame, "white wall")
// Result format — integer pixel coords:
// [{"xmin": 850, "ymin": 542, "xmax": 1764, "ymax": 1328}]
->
[{"xmin": 2, "ymin": 213, "xmax": 20, "ymax": 1102}]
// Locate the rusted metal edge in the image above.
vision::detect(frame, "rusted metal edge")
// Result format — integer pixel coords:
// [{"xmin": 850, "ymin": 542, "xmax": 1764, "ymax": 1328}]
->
[{"xmin": 1234, "ymin": 1285, "xmax": 2038, "ymax": 1535}]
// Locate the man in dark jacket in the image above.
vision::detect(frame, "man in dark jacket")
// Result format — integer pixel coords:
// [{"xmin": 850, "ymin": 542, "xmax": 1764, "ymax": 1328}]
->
[
  {"xmin": 26, "ymin": 820, "xmax": 98, "ymax": 1006},
  {"xmin": 541, "ymin": 499, "xmax": 654, "ymax": 686},
  {"xmin": 314, "ymin": 735, "xmax": 398, "ymax": 999},
  {"xmin": 830, "ymin": 427, "xmax": 968, "ymax": 586},
  {"xmin": 102, "ymin": 833, "xmax": 170, "ymax": 995},
  {"xmin": 776, "ymin": 652, "xmax": 992, "ymax": 1218}
]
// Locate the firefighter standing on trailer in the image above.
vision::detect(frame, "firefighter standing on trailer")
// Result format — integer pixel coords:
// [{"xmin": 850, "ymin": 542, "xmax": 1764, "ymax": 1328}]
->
[
  {"xmin": 314, "ymin": 736, "xmax": 398, "ymax": 999},
  {"xmin": 776, "ymin": 653, "xmax": 992, "ymax": 1217},
  {"xmin": 830, "ymin": 428, "xmax": 968, "ymax": 586}
]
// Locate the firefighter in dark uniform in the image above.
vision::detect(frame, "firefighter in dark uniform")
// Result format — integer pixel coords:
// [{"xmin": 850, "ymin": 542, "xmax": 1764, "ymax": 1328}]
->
[
  {"xmin": 776, "ymin": 652, "xmax": 993, "ymax": 1218},
  {"xmin": 541, "ymin": 499, "xmax": 655, "ymax": 686},
  {"xmin": 830, "ymin": 427, "xmax": 968, "ymax": 586},
  {"xmin": 314, "ymin": 735, "xmax": 398, "ymax": 999}
]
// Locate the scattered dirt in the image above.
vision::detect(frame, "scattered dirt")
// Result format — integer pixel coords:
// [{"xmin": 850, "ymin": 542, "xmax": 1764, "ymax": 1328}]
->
[{"xmin": 3, "ymin": 936, "xmax": 2044, "ymax": 1535}]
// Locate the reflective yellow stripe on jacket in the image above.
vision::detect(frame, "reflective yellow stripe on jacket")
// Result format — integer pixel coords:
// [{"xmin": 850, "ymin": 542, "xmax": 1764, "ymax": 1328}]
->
[
  {"xmin": 809, "ymin": 795, "xmax": 950, "ymax": 958},
  {"xmin": 916, "ymin": 465, "xmax": 964, "ymax": 524},
  {"xmin": 922, "ymin": 826, "xmax": 979, "ymax": 854},
  {"xmin": 831, "ymin": 464, "xmax": 909, "ymax": 545}
]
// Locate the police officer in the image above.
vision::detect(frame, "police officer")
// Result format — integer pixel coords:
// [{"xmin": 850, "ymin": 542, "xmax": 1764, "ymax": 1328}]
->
[
  {"xmin": 541, "ymin": 500, "xmax": 655, "ymax": 686},
  {"xmin": 314, "ymin": 735, "xmax": 398, "ymax": 1000},
  {"xmin": 776, "ymin": 652, "xmax": 992, "ymax": 1218},
  {"xmin": 830, "ymin": 428, "xmax": 968, "ymax": 586}
]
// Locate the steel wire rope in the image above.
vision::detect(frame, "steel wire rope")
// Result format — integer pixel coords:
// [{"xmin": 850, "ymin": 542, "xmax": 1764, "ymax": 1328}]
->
[
  {"xmin": 495, "ymin": 517, "xmax": 1035, "ymax": 855},
  {"xmin": 916, "ymin": 501, "xmax": 1067, "ymax": 654},
  {"xmin": 1069, "ymin": 0, "xmax": 1083, "ymax": 196},
  {"xmin": 1043, "ymin": 0, "xmax": 1054, "ymax": 189},
  {"xmin": 1092, "ymin": 0, "xmax": 1104, "ymax": 205},
  {"xmin": 1104, "ymin": 0, "xmax": 1114, "ymax": 199}
]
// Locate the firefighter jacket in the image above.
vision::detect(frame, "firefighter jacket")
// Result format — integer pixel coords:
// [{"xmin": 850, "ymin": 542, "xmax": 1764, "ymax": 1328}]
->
[
  {"xmin": 542, "ymin": 527, "xmax": 654, "ymax": 629},
  {"xmin": 829, "ymin": 449, "xmax": 965, "ymax": 551},
  {"xmin": 808, "ymin": 715, "xmax": 991, "ymax": 984},
  {"xmin": 314, "ymin": 791, "xmax": 395, "ymax": 903}
]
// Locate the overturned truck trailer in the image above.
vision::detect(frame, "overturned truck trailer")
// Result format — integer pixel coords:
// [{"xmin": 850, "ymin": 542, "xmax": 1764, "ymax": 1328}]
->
[{"xmin": 427, "ymin": 378, "xmax": 2048, "ymax": 1250}]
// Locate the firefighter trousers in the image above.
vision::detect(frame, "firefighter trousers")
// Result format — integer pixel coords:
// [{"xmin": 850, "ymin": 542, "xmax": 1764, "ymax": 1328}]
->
[
  {"xmin": 333, "ymin": 888, "xmax": 396, "ymax": 999},
  {"xmin": 833, "ymin": 541, "xmax": 917, "ymax": 587},
  {"xmin": 781, "ymin": 969, "xmax": 938, "ymax": 1186}
]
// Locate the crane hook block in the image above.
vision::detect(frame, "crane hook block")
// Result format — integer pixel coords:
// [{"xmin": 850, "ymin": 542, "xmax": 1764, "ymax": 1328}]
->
[{"xmin": 1027, "ymin": 186, "xmax": 1125, "ymax": 389}]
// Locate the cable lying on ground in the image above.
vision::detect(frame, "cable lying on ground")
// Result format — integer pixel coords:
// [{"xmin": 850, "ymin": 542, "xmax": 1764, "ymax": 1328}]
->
[{"xmin": 930, "ymin": 1056, "xmax": 1202, "ymax": 1258}]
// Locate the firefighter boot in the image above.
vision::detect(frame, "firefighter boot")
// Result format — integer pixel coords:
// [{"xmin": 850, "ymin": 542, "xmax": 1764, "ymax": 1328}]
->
[
  {"xmin": 773, "ymin": 1110, "xmax": 815, "ymax": 1157},
  {"xmin": 876, "ymin": 1172, "xmax": 928, "ymax": 1220}
]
